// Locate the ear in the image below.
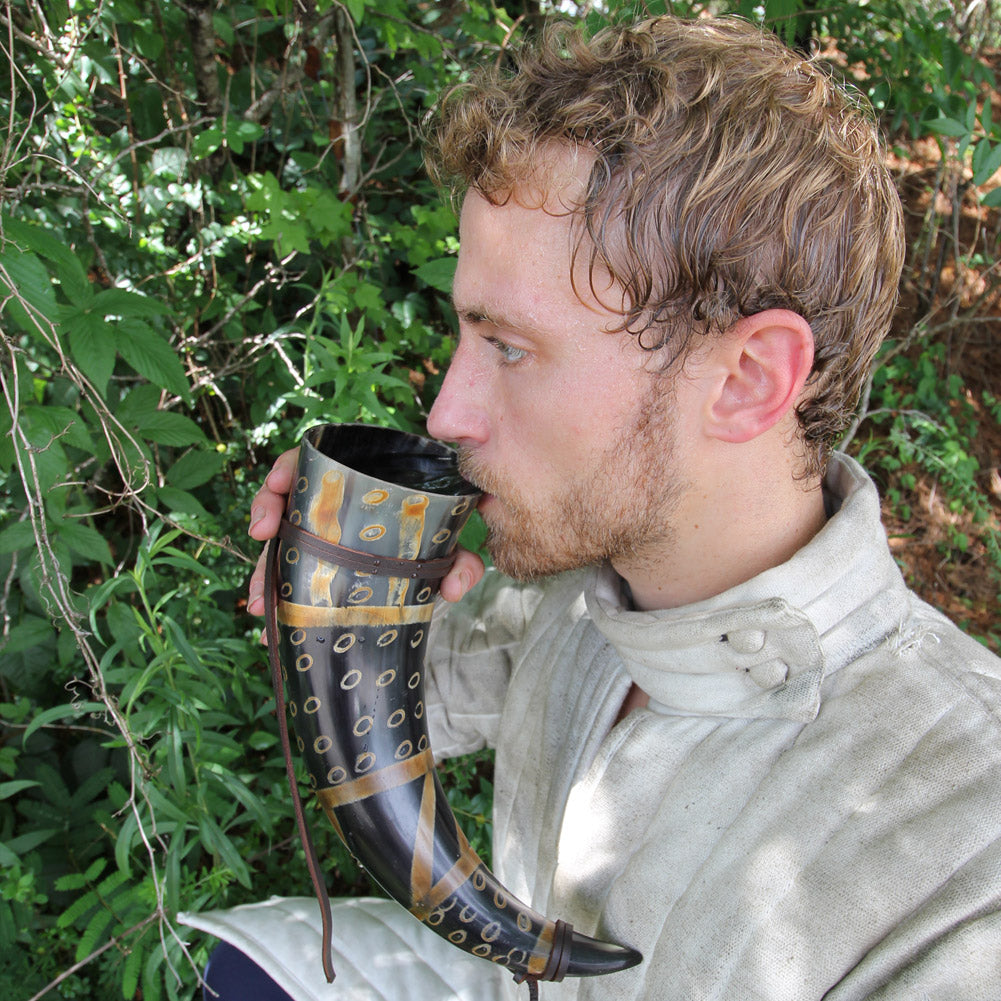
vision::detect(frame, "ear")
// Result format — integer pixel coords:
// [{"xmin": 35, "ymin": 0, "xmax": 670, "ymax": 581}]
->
[{"xmin": 703, "ymin": 310, "xmax": 815, "ymax": 444}]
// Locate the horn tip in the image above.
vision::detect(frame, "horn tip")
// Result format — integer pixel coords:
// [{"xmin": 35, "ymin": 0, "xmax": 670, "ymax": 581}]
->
[{"xmin": 563, "ymin": 928, "xmax": 643, "ymax": 979}]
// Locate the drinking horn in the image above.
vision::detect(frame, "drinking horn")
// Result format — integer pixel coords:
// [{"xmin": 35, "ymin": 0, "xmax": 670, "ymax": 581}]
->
[{"xmin": 263, "ymin": 423, "xmax": 642, "ymax": 991}]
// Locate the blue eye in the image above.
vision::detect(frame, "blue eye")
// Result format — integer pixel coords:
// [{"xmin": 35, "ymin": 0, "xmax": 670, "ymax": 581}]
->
[{"xmin": 489, "ymin": 338, "xmax": 527, "ymax": 364}]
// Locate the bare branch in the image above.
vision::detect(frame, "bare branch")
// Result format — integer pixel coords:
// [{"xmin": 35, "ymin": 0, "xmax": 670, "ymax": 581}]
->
[
  {"xmin": 243, "ymin": 10, "xmax": 337, "ymax": 123},
  {"xmin": 26, "ymin": 913, "xmax": 161, "ymax": 1001}
]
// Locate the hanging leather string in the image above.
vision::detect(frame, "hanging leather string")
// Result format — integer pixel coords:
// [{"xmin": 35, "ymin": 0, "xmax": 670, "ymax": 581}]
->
[{"xmin": 265, "ymin": 534, "xmax": 337, "ymax": 983}]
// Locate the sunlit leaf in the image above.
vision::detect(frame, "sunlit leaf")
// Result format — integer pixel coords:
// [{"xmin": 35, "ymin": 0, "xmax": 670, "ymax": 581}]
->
[{"xmin": 116, "ymin": 319, "xmax": 191, "ymax": 402}]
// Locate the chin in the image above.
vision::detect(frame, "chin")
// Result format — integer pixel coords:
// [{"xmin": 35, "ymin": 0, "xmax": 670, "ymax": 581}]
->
[{"xmin": 486, "ymin": 528, "xmax": 592, "ymax": 582}]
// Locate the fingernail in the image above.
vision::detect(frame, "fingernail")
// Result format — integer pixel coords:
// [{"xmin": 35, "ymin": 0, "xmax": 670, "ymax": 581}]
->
[
  {"xmin": 459, "ymin": 570, "xmax": 472, "ymax": 593},
  {"xmin": 248, "ymin": 506, "xmax": 263, "ymax": 532}
]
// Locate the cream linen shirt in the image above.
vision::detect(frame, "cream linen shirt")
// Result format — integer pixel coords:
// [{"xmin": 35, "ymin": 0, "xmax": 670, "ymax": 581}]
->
[{"xmin": 426, "ymin": 452, "xmax": 1001, "ymax": 1000}]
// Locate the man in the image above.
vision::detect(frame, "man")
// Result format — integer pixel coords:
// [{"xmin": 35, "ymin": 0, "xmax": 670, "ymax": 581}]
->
[{"xmin": 184, "ymin": 15, "xmax": 1001, "ymax": 1001}]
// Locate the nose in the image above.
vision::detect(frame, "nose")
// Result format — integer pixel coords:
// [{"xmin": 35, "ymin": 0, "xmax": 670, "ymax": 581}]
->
[{"xmin": 426, "ymin": 337, "xmax": 490, "ymax": 446}]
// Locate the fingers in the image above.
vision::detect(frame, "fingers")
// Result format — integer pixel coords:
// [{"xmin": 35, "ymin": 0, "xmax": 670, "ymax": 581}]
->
[
  {"xmin": 247, "ymin": 547, "xmax": 270, "ymax": 619},
  {"xmin": 439, "ymin": 548, "xmax": 485, "ymax": 604},
  {"xmin": 248, "ymin": 447, "xmax": 299, "ymax": 542},
  {"xmin": 247, "ymin": 448, "xmax": 299, "ymax": 622}
]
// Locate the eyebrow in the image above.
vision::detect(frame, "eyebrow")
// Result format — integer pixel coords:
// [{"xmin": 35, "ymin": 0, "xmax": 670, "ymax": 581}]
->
[{"xmin": 450, "ymin": 296, "xmax": 541, "ymax": 339}]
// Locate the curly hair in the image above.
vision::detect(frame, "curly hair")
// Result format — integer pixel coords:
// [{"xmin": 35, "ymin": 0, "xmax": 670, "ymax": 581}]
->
[{"xmin": 424, "ymin": 16, "xmax": 905, "ymax": 475}]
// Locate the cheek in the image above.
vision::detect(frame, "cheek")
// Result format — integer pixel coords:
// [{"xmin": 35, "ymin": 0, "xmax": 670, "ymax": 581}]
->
[{"xmin": 563, "ymin": 375, "xmax": 645, "ymax": 441}]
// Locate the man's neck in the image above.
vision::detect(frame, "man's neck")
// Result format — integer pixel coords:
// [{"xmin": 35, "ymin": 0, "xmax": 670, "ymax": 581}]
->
[{"xmin": 614, "ymin": 464, "xmax": 828, "ymax": 613}]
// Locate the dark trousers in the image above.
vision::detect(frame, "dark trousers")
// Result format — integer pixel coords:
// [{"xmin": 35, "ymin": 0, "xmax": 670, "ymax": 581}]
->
[{"xmin": 204, "ymin": 941, "xmax": 295, "ymax": 1001}]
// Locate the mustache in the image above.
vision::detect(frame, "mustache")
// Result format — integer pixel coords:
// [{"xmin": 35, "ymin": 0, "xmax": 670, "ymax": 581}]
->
[{"xmin": 457, "ymin": 449, "xmax": 499, "ymax": 496}]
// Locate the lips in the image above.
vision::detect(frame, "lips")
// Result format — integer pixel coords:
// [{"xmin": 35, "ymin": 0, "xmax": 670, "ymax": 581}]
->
[{"xmin": 457, "ymin": 452, "xmax": 500, "ymax": 510}]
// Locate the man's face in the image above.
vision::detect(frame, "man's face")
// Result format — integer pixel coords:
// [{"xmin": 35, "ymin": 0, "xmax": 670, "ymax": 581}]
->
[{"xmin": 426, "ymin": 172, "xmax": 691, "ymax": 582}]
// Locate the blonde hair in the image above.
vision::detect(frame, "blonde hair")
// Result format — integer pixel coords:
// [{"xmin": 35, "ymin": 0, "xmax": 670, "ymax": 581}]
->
[{"xmin": 425, "ymin": 16, "xmax": 905, "ymax": 474}]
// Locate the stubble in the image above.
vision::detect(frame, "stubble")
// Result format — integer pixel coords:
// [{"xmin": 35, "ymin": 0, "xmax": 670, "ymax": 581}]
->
[{"xmin": 458, "ymin": 378, "xmax": 683, "ymax": 581}]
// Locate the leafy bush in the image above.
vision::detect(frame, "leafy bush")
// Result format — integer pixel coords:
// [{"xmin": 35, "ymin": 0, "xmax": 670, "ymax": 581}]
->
[
  {"xmin": 0, "ymin": 1, "xmax": 506, "ymax": 996},
  {"xmin": 2, "ymin": 2, "xmax": 999, "ymax": 999}
]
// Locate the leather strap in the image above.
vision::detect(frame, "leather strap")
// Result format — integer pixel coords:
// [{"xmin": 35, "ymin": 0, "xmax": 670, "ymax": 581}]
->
[
  {"xmin": 540, "ymin": 919, "xmax": 573, "ymax": 981},
  {"xmin": 263, "ymin": 519, "xmax": 458, "ymax": 985},
  {"xmin": 512, "ymin": 919, "xmax": 573, "ymax": 996},
  {"xmin": 277, "ymin": 519, "xmax": 456, "ymax": 580},
  {"xmin": 265, "ymin": 533, "xmax": 336, "ymax": 983}
]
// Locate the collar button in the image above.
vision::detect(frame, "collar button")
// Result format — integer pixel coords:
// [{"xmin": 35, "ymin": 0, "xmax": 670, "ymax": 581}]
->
[
  {"xmin": 727, "ymin": 629, "xmax": 766, "ymax": 654},
  {"xmin": 749, "ymin": 659, "xmax": 789, "ymax": 688}
]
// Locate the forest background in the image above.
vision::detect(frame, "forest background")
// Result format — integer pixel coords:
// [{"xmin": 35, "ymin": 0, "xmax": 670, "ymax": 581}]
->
[{"xmin": 1, "ymin": 0, "xmax": 1000, "ymax": 999}]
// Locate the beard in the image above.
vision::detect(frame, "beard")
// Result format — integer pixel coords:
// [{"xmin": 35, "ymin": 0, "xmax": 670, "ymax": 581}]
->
[{"xmin": 457, "ymin": 381, "xmax": 685, "ymax": 581}]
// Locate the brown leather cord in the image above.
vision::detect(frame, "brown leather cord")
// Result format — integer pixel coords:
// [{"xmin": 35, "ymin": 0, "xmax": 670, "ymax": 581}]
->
[
  {"xmin": 265, "ymin": 535, "xmax": 337, "ymax": 983},
  {"xmin": 514, "ymin": 973, "xmax": 542, "ymax": 1000},
  {"xmin": 263, "ymin": 520, "xmax": 459, "ymax": 985}
]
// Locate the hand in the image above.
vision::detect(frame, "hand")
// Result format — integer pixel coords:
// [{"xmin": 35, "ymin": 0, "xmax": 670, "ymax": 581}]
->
[
  {"xmin": 246, "ymin": 446, "xmax": 298, "ymax": 618},
  {"xmin": 245, "ymin": 447, "xmax": 485, "ymax": 618}
]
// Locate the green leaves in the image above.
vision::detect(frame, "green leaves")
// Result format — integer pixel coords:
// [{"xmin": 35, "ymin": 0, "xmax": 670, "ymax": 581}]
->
[
  {"xmin": 414, "ymin": 255, "xmax": 457, "ymax": 294},
  {"xmin": 64, "ymin": 304, "xmax": 189, "ymax": 403},
  {"xmin": 55, "ymin": 519, "xmax": 114, "ymax": 567},
  {"xmin": 64, "ymin": 308, "xmax": 118, "ymax": 394},
  {"xmin": 245, "ymin": 171, "xmax": 354, "ymax": 256},
  {"xmin": 28, "ymin": 4, "xmax": 1001, "ymax": 1001},
  {"xmin": 191, "ymin": 119, "xmax": 265, "ymax": 159},
  {"xmin": 926, "ymin": 115, "xmax": 972, "ymax": 139},
  {"xmin": 925, "ymin": 94, "xmax": 1001, "ymax": 207},
  {"xmin": 0, "ymin": 247, "xmax": 56, "ymax": 326},
  {"xmin": 860, "ymin": 340, "xmax": 1001, "ymax": 581},
  {"xmin": 974, "ymin": 142, "xmax": 1001, "ymax": 187},
  {"xmin": 166, "ymin": 448, "xmax": 226, "ymax": 490},
  {"xmin": 1, "ymin": 217, "xmax": 91, "ymax": 304}
]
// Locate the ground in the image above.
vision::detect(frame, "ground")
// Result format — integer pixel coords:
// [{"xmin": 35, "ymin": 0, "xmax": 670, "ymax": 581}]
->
[{"xmin": 864, "ymin": 135, "xmax": 1001, "ymax": 651}]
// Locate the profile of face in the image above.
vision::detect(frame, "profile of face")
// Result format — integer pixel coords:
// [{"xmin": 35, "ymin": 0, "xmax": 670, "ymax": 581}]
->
[{"xmin": 425, "ymin": 159, "xmax": 692, "ymax": 582}]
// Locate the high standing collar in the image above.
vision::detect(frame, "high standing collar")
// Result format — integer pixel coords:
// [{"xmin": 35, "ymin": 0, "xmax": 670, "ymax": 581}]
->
[{"xmin": 584, "ymin": 454, "xmax": 911, "ymax": 722}]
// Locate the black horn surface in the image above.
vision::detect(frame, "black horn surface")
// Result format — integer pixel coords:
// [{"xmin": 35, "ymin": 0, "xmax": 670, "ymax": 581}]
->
[{"xmin": 264, "ymin": 423, "xmax": 642, "ymax": 987}]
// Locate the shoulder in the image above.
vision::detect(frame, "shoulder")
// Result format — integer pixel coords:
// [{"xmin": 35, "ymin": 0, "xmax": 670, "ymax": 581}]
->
[
  {"xmin": 432, "ymin": 567, "xmax": 589, "ymax": 659},
  {"xmin": 820, "ymin": 590, "xmax": 1001, "ymax": 800},
  {"xmin": 895, "ymin": 591, "xmax": 1001, "ymax": 724}
]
